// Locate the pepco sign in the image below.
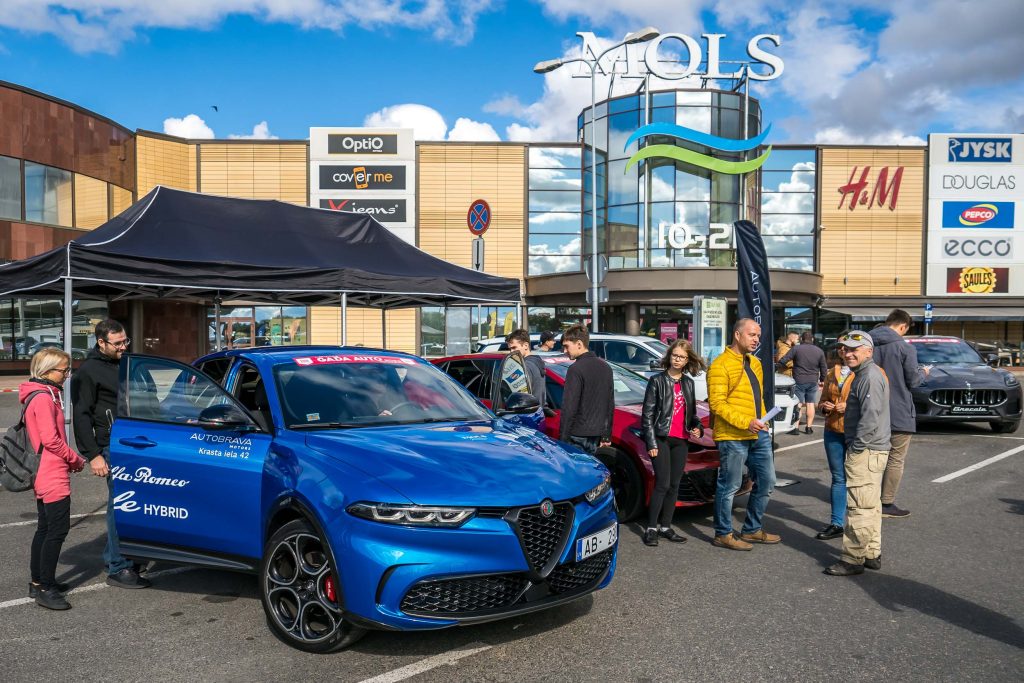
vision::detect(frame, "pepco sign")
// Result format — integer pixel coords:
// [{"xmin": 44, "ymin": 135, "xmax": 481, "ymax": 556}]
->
[{"xmin": 940, "ymin": 201, "xmax": 1014, "ymax": 228}]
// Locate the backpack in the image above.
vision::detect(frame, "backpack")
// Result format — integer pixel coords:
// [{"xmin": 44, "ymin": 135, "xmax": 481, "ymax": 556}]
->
[{"xmin": 0, "ymin": 390, "xmax": 49, "ymax": 492}]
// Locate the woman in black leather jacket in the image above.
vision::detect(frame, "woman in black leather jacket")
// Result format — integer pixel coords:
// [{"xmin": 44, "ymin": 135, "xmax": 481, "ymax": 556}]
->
[{"xmin": 640, "ymin": 339, "xmax": 705, "ymax": 547}]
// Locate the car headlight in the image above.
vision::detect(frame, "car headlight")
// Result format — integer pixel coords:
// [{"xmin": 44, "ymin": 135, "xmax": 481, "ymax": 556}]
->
[
  {"xmin": 584, "ymin": 475, "xmax": 612, "ymax": 504},
  {"xmin": 1005, "ymin": 373, "xmax": 1020, "ymax": 387},
  {"xmin": 347, "ymin": 502, "xmax": 476, "ymax": 527}
]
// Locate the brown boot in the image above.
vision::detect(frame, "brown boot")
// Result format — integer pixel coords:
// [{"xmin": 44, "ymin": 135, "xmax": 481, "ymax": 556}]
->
[
  {"xmin": 712, "ymin": 533, "xmax": 753, "ymax": 551},
  {"xmin": 739, "ymin": 529, "xmax": 781, "ymax": 544}
]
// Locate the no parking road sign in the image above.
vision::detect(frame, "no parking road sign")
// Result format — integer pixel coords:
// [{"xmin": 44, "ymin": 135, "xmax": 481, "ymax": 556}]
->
[{"xmin": 467, "ymin": 199, "xmax": 491, "ymax": 235}]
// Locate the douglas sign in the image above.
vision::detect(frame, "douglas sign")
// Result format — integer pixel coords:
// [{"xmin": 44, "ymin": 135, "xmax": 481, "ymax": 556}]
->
[{"xmin": 577, "ymin": 31, "xmax": 784, "ymax": 80}]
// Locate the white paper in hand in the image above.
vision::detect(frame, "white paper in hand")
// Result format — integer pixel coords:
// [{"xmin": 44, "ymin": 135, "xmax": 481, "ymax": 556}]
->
[{"xmin": 763, "ymin": 405, "xmax": 782, "ymax": 421}]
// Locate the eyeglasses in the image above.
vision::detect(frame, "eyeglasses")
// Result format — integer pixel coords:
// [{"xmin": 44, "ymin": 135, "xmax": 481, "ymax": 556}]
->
[
  {"xmin": 102, "ymin": 337, "xmax": 131, "ymax": 348},
  {"xmin": 670, "ymin": 354, "xmax": 688, "ymax": 361},
  {"xmin": 50, "ymin": 366, "xmax": 71, "ymax": 376}
]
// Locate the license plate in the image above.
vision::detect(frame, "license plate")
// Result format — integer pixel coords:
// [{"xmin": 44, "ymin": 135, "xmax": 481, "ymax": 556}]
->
[{"xmin": 575, "ymin": 524, "xmax": 618, "ymax": 562}]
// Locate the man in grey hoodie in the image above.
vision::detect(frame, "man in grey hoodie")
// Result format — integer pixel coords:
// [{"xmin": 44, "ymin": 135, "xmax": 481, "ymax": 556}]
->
[
  {"xmin": 869, "ymin": 309, "xmax": 929, "ymax": 518},
  {"xmin": 825, "ymin": 331, "xmax": 890, "ymax": 577}
]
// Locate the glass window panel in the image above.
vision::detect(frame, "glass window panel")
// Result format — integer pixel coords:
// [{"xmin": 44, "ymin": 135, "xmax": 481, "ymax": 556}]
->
[
  {"xmin": 677, "ymin": 91, "xmax": 711, "ymax": 106},
  {"xmin": 712, "ymin": 175, "xmax": 740, "ymax": 203},
  {"xmin": 763, "ymin": 149, "xmax": 816, "ymax": 172},
  {"xmin": 763, "ymin": 235, "xmax": 814, "ymax": 257},
  {"xmin": 676, "ymin": 167, "xmax": 711, "ymax": 201},
  {"xmin": 0, "ymin": 155, "xmax": 21, "ymax": 220},
  {"xmin": 24, "ymin": 162, "xmax": 72, "ymax": 226},
  {"xmin": 607, "ymin": 159, "xmax": 637, "ymax": 206},
  {"xmin": 677, "ymin": 106, "xmax": 711, "ymax": 134},
  {"xmin": 651, "ymin": 107, "xmax": 675, "ymax": 125},
  {"xmin": 74, "ymin": 173, "xmax": 108, "ymax": 229},
  {"xmin": 595, "ymin": 101, "xmax": 607, "ymax": 119},
  {"xmin": 445, "ymin": 307, "xmax": 471, "ymax": 356},
  {"xmin": 652, "ymin": 92, "xmax": 675, "ymax": 108},
  {"xmin": 710, "ymin": 202, "xmax": 739, "ymax": 224},
  {"xmin": 529, "ymin": 254, "xmax": 581, "ymax": 276},
  {"xmin": 529, "ymin": 146, "xmax": 581, "ymax": 169},
  {"xmin": 281, "ymin": 306, "xmax": 307, "ymax": 345},
  {"xmin": 529, "ymin": 212, "xmax": 580, "ymax": 234},
  {"xmin": 529, "ymin": 167, "xmax": 582, "ymax": 191},
  {"xmin": 650, "ymin": 162, "xmax": 674, "ymax": 202},
  {"xmin": 760, "ymin": 169, "xmax": 815, "ymax": 193},
  {"xmin": 609, "ymin": 96, "xmax": 639, "ymax": 114},
  {"xmin": 716, "ymin": 93, "xmax": 741, "ymax": 110},
  {"xmin": 713, "ymin": 109, "xmax": 742, "ymax": 140},
  {"xmin": 110, "ymin": 185, "xmax": 133, "ymax": 217},
  {"xmin": 529, "ymin": 190, "xmax": 581, "ymax": 213},
  {"xmin": 768, "ymin": 256, "xmax": 815, "ymax": 271},
  {"xmin": 761, "ymin": 190, "xmax": 815, "ymax": 215},
  {"xmin": 675, "ymin": 202, "xmax": 710, "ymax": 227},
  {"xmin": 761, "ymin": 213, "xmax": 815, "ymax": 234},
  {"xmin": 608, "ymin": 111, "xmax": 640, "ymax": 160},
  {"xmin": 529, "ymin": 232, "xmax": 581, "ymax": 254},
  {"xmin": 420, "ymin": 307, "xmax": 445, "ymax": 357}
]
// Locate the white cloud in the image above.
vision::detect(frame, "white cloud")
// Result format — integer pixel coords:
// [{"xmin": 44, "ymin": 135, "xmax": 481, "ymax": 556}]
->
[
  {"xmin": 364, "ymin": 103, "xmax": 448, "ymax": 140},
  {"xmin": 163, "ymin": 113, "xmax": 214, "ymax": 138},
  {"xmin": 0, "ymin": 0, "xmax": 499, "ymax": 54},
  {"xmin": 813, "ymin": 126, "xmax": 926, "ymax": 146},
  {"xmin": 228, "ymin": 121, "xmax": 278, "ymax": 140},
  {"xmin": 447, "ymin": 117, "xmax": 500, "ymax": 141},
  {"xmin": 528, "ymin": 235, "xmax": 581, "ymax": 275},
  {"xmin": 533, "ymin": 0, "xmax": 708, "ymax": 33},
  {"xmin": 483, "ymin": 94, "xmax": 527, "ymax": 117}
]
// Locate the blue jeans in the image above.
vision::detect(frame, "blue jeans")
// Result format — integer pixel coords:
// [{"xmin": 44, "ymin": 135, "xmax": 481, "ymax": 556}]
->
[
  {"xmin": 714, "ymin": 431, "xmax": 776, "ymax": 537},
  {"xmin": 823, "ymin": 429, "xmax": 848, "ymax": 527},
  {"xmin": 103, "ymin": 450, "xmax": 133, "ymax": 575}
]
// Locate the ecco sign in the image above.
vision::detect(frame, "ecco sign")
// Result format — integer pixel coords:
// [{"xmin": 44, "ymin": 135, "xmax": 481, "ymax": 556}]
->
[
  {"xmin": 942, "ymin": 237, "xmax": 1013, "ymax": 259},
  {"xmin": 578, "ymin": 31, "xmax": 784, "ymax": 81},
  {"xmin": 328, "ymin": 133, "xmax": 398, "ymax": 155}
]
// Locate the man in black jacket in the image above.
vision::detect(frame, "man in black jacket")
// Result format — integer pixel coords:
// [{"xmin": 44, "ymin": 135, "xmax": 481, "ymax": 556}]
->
[
  {"xmin": 559, "ymin": 325, "xmax": 614, "ymax": 454},
  {"xmin": 777, "ymin": 331, "xmax": 828, "ymax": 434},
  {"xmin": 72, "ymin": 319, "xmax": 150, "ymax": 589}
]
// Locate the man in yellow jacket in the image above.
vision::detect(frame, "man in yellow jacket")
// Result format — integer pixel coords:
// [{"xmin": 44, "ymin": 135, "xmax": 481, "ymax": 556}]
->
[{"xmin": 707, "ymin": 318, "xmax": 781, "ymax": 550}]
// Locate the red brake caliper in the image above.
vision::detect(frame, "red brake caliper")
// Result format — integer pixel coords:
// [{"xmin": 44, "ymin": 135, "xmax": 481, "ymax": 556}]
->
[{"xmin": 324, "ymin": 574, "xmax": 337, "ymax": 604}]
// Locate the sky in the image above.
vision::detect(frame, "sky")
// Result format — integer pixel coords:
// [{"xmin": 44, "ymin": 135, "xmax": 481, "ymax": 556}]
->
[{"xmin": 1, "ymin": 1, "xmax": 1022, "ymax": 145}]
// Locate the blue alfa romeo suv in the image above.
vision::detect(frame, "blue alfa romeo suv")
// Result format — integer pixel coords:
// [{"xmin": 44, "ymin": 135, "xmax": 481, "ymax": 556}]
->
[{"xmin": 110, "ymin": 347, "xmax": 617, "ymax": 652}]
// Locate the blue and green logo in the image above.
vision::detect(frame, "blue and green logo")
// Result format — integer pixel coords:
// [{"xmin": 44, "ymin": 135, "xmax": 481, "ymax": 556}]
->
[{"xmin": 624, "ymin": 123, "xmax": 772, "ymax": 174}]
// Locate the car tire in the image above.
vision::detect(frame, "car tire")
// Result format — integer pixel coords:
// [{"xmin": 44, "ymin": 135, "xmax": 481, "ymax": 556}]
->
[
  {"xmin": 260, "ymin": 518, "xmax": 366, "ymax": 653},
  {"xmin": 991, "ymin": 420, "xmax": 1020, "ymax": 434},
  {"xmin": 604, "ymin": 450, "xmax": 644, "ymax": 523}
]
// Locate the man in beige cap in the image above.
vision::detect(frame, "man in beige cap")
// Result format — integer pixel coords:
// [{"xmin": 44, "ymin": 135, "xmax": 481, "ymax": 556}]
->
[{"xmin": 825, "ymin": 331, "xmax": 891, "ymax": 576}]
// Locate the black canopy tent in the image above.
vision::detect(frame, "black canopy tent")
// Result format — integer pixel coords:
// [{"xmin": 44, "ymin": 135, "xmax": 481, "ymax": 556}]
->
[{"xmin": 0, "ymin": 186, "xmax": 521, "ymax": 351}]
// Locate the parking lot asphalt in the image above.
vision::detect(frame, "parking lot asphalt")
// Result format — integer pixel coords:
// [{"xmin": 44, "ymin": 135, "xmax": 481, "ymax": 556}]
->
[{"xmin": 0, "ymin": 393, "xmax": 1021, "ymax": 682}]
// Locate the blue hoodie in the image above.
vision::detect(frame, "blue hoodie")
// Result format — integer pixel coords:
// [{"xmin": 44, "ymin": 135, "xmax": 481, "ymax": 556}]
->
[{"xmin": 868, "ymin": 326, "xmax": 924, "ymax": 433}]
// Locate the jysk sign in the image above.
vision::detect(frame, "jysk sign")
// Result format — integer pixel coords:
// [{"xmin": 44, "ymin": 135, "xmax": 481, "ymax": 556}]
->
[
  {"xmin": 926, "ymin": 133, "xmax": 1023, "ymax": 297},
  {"xmin": 320, "ymin": 198, "xmax": 407, "ymax": 222},
  {"xmin": 318, "ymin": 165, "xmax": 407, "ymax": 191},
  {"xmin": 328, "ymin": 133, "xmax": 399, "ymax": 155}
]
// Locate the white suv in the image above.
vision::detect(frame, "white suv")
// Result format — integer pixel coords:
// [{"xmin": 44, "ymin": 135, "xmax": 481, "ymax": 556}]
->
[{"xmin": 477, "ymin": 332, "xmax": 799, "ymax": 434}]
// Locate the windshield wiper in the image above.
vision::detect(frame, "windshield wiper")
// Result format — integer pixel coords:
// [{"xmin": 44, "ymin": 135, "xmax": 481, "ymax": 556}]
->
[{"xmin": 288, "ymin": 422, "xmax": 363, "ymax": 430}]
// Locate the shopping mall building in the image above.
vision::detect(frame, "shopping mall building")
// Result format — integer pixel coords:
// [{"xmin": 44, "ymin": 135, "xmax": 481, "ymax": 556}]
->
[{"xmin": 0, "ymin": 78, "xmax": 1021, "ymax": 368}]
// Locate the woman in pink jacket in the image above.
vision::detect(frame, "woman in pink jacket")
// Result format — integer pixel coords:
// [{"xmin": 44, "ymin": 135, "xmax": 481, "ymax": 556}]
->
[{"xmin": 22, "ymin": 348, "xmax": 86, "ymax": 610}]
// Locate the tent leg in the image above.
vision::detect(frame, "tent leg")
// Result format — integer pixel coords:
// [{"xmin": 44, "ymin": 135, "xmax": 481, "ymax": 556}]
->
[
  {"xmin": 214, "ymin": 296, "xmax": 222, "ymax": 352},
  {"xmin": 381, "ymin": 307, "xmax": 387, "ymax": 350},
  {"xmin": 63, "ymin": 278, "xmax": 73, "ymax": 432},
  {"xmin": 340, "ymin": 293, "xmax": 347, "ymax": 346}
]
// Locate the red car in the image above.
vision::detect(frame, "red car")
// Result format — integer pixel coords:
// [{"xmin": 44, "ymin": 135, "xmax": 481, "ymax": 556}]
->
[{"xmin": 432, "ymin": 353, "xmax": 721, "ymax": 522}]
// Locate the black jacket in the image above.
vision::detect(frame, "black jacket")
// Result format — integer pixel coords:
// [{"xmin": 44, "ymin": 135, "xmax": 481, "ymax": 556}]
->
[
  {"xmin": 560, "ymin": 352, "xmax": 614, "ymax": 441},
  {"xmin": 778, "ymin": 343, "xmax": 828, "ymax": 384},
  {"xmin": 71, "ymin": 346, "xmax": 120, "ymax": 459},
  {"xmin": 641, "ymin": 372, "xmax": 702, "ymax": 451}
]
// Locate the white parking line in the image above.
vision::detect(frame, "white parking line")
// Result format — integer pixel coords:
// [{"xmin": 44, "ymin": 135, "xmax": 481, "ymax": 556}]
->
[
  {"xmin": 0, "ymin": 510, "xmax": 106, "ymax": 530},
  {"xmin": 0, "ymin": 566, "xmax": 194, "ymax": 610},
  {"xmin": 933, "ymin": 444, "xmax": 1024, "ymax": 483},
  {"xmin": 775, "ymin": 439, "xmax": 823, "ymax": 453},
  {"xmin": 357, "ymin": 642, "xmax": 493, "ymax": 683}
]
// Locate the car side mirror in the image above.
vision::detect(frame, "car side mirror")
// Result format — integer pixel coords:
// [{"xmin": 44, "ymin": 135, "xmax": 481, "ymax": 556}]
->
[
  {"xmin": 197, "ymin": 404, "xmax": 254, "ymax": 431},
  {"xmin": 496, "ymin": 392, "xmax": 540, "ymax": 416},
  {"xmin": 649, "ymin": 359, "xmax": 661, "ymax": 370},
  {"xmin": 984, "ymin": 353, "xmax": 999, "ymax": 366}
]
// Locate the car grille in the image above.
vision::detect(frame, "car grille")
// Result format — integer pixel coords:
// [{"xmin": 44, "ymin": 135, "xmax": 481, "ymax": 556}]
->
[
  {"xmin": 400, "ymin": 574, "xmax": 528, "ymax": 616},
  {"xmin": 517, "ymin": 502, "xmax": 572, "ymax": 572},
  {"xmin": 678, "ymin": 468, "xmax": 717, "ymax": 503},
  {"xmin": 547, "ymin": 549, "xmax": 614, "ymax": 594},
  {"xmin": 931, "ymin": 389, "xmax": 1006, "ymax": 406}
]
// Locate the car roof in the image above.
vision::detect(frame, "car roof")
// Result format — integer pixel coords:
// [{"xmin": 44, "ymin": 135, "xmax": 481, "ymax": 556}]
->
[{"xmin": 196, "ymin": 345, "xmax": 422, "ymax": 367}]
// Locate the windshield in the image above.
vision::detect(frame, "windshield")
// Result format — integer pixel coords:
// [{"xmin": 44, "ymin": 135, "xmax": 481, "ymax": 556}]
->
[
  {"xmin": 274, "ymin": 354, "xmax": 491, "ymax": 428},
  {"xmin": 907, "ymin": 339, "xmax": 983, "ymax": 364},
  {"xmin": 545, "ymin": 358, "xmax": 648, "ymax": 406},
  {"xmin": 647, "ymin": 339, "xmax": 669, "ymax": 355}
]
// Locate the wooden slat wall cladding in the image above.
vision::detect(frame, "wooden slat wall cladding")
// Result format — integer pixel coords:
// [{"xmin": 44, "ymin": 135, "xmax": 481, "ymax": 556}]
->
[
  {"xmin": 136, "ymin": 134, "xmax": 194, "ymax": 195},
  {"xmin": 819, "ymin": 148, "xmax": 926, "ymax": 296},
  {"xmin": 198, "ymin": 143, "xmax": 307, "ymax": 205},
  {"xmin": 309, "ymin": 306, "xmax": 417, "ymax": 354},
  {"xmin": 418, "ymin": 144, "xmax": 526, "ymax": 281}
]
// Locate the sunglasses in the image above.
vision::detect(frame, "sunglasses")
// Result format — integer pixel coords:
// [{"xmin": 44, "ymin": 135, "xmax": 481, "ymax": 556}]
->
[{"xmin": 838, "ymin": 333, "xmax": 869, "ymax": 343}]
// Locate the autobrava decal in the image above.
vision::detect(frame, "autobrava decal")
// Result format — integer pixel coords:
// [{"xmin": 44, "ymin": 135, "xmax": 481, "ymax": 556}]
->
[{"xmin": 624, "ymin": 123, "xmax": 772, "ymax": 174}]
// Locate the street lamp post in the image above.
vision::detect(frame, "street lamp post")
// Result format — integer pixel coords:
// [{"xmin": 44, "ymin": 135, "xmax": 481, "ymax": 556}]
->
[{"xmin": 535, "ymin": 27, "xmax": 659, "ymax": 334}]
